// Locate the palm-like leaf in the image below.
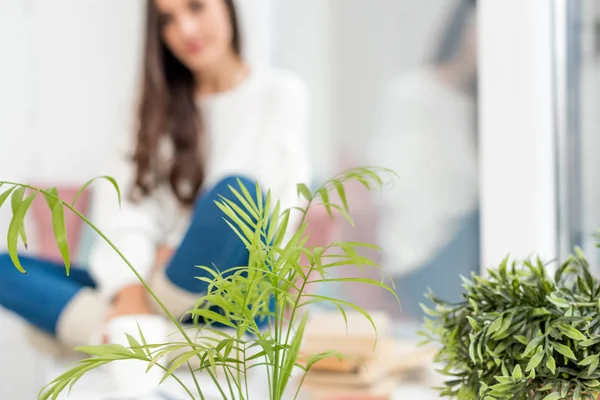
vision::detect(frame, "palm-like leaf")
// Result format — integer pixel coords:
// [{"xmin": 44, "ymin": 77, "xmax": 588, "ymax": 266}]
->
[{"xmin": 1, "ymin": 167, "xmax": 399, "ymax": 400}]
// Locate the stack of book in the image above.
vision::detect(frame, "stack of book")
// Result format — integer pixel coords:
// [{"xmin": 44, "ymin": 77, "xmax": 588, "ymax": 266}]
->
[{"xmin": 297, "ymin": 311, "xmax": 435, "ymax": 400}]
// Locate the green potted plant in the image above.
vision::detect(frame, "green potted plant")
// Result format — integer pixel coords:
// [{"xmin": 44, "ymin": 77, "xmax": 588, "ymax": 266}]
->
[
  {"xmin": 0, "ymin": 167, "xmax": 398, "ymax": 400},
  {"xmin": 420, "ymin": 251, "xmax": 600, "ymax": 400}
]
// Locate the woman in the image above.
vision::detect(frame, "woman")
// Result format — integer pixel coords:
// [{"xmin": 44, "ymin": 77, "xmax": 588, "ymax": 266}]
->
[
  {"xmin": 0, "ymin": 0, "xmax": 310, "ymax": 350},
  {"xmin": 367, "ymin": 0, "xmax": 478, "ymax": 319}
]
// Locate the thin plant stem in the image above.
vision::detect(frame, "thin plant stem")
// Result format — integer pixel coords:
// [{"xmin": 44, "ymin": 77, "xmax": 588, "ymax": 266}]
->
[
  {"xmin": 206, "ymin": 367, "xmax": 229, "ymax": 400},
  {"xmin": 154, "ymin": 363, "xmax": 197, "ymax": 400},
  {"xmin": 221, "ymin": 360, "xmax": 237, "ymax": 400},
  {"xmin": 234, "ymin": 343, "xmax": 245, "ymax": 399},
  {"xmin": 266, "ymin": 362, "xmax": 273, "ymax": 400},
  {"xmin": 242, "ymin": 346, "xmax": 251, "ymax": 400},
  {"xmin": 187, "ymin": 361, "xmax": 206, "ymax": 400},
  {"xmin": 272, "ymin": 301, "xmax": 281, "ymax": 399},
  {"xmin": 292, "ymin": 369, "xmax": 310, "ymax": 400},
  {"xmin": 226, "ymin": 362, "xmax": 249, "ymax": 400}
]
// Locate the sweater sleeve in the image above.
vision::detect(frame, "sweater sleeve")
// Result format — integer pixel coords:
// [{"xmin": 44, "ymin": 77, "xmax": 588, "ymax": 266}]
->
[{"xmin": 87, "ymin": 135, "xmax": 166, "ymax": 300}]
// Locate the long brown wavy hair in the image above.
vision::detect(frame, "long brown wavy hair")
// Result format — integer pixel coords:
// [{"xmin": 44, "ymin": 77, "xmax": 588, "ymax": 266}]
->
[{"xmin": 132, "ymin": 0, "xmax": 242, "ymax": 205}]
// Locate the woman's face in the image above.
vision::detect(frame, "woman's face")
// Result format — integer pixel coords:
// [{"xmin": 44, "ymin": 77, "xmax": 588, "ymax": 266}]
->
[{"xmin": 155, "ymin": 0, "xmax": 235, "ymax": 73}]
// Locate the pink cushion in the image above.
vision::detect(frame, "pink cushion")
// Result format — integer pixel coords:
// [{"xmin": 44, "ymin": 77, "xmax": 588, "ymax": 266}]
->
[{"xmin": 29, "ymin": 185, "xmax": 91, "ymax": 263}]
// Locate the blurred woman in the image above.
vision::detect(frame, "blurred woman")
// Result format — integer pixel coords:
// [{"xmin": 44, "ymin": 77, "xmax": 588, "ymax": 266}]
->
[
  {"xmin": 0, "ymin": 0, "xmax": 310, "ymax": 349},
  {"xmin": 368, "ymin": 0, "xmax": 478, "ymax": 319}
]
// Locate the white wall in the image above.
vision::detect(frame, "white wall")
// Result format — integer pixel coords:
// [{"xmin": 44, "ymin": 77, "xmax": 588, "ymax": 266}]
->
[
  {"xmin": 479, "ymin": 0, "xmax": 557, "ymax": 266},
  {"xmin": 0, "ymin": 3, "xmax": 39, "ymax": 398},
  {"xmin": 331, "ymin": 0, "xmax": 454, "ymax": 160},
  {"xmin": 271, "ymin": 0, "xmax": 455, "ymax": 180},
  {"xmin": 29, "ymin": 0, "xmax": 145, "ymax": 185},
  {"xmin": 271, "ymin": 0, "xmax": 336, "ymax": 180}
]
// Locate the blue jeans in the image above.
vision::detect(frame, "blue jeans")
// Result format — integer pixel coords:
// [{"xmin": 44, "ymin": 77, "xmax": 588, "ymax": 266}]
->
[{"xmin": 0, "ymin": 176, "xmax": 264, "ymax": 336}]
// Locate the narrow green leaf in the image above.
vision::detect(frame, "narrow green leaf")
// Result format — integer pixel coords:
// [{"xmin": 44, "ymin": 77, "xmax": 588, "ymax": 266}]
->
[
  {"xmin": 328, "ymin": 203, "xmax": 354, "ymax": 226},
  {"xmin": 43, "ymin": 187, "xmax": 59, "ymax": 210},
  {"xmin": 271, "ymin": 210, "xmax": 290, "ymax": 249},
  {"xmin": 526, "ymin": 350, "xmax": 544, "ymax": 371},
  {"xmin": 580, "ymin": 337, "xmax": 600, "ymax": 347},
  {"xmin": 590, "ymin": 357, "xmax": 600, "ymax": 377},
  {"xmin": 136, "ymin": 323, "xmax": 151, "ymax": 357},
  {"xmin": 515, "ymin": 335, "xmax": 528, "ymax": 345},
  {"xmin": 74, "ymin": 344, "xmax": 132, "ymax": 358},
  {"xmin": 522, "ymin": 335, "xmax": 544, "ymax": 357},
  {"xmin": 7, "ymin": 191, "xmax": 38, "ymax": 273},
  {"xmin": 254, "ymin": 181, "xmax": 263, "ymax": 212},
  {"xmin": 531, "ymin": 308, "xmax": 552, "ymax": 317},
  {"xmin": 230, "ymin": 182, "xmax": 259, "ymax": 216},
  {"xmin": 467, "ymin": 316, "xmax": 478, "ymax": 329},
  {"xmin": 160, "ymin": 348, "xmax": 205, "ymax": 384},
  {"xmin": 220, "ymin": 197, "xmax": 257, "ymax": 228},
  {"xmin": 73, "ymin": 176, "xmax": 121, "ymax": 207},
  {"xmin": 512, "ymin": 364, "xmax": 523, "ymax": 380},
  {"xmin": 296, "ymin": 183, "xmax": 313, "ymax": 202},
  {"xmin": 469, "ymin": 339, "xmax": 476, "ymax": 363},
  {"xmin": 574, "ymin": 383, "xmax": 582, "ymax": 400},
  {"xmin": 547, "ymin": 296, "xmax": 570, "ymax": 308},
  {"xmin": 277, "ymin": 312, "xmax": 308, "ymax": 397},
  {"xmin": 546, "ymin": 354, "xmax": 556, "ymax": 374},
  {"xmin": 543, "ymin": 393, "xmax": 562, "ymax": 400},
  {"xmin": 493, "ymin": 314, "xmax": 512, "ymax": 338},
  {"xmin": 553, "ymin": 342, "xmax": 577, "ymax": 360},
  {"xmin": 215, "ymin": 201, "xmax": 255, "ymax": 241},
  {"xmin": 125, "ymin": 334, "xmax": 147, "ymax": 359},
  {"xmin": 51, "ymin": 202, "xmax": 70, "ymax": 275},
  {"xmin": 0, "ymin": 186, "xmax": 16, "ymax": 208},
  {"xmin": 558, "ymin": 324, "xmax": 587, "ymax": 341},
  {"xmin": 11, "ymin": 186, "xmax": 28, "ymax": 248},
  {"xmin": 318, "ymin": 188, "xmax": 333, "ymax": 218},
  {"xmin": 579, "ymin": 354, "xmax": 599, "ymax": 367},
  {"xmin": 488, "ymin": 317, "xmax": 503, "ymax": 334},
  {"xmin": 11, "ymin": 186, "xmax": 25, "ymax": 213},
  {"xmin": 333, "ymin": 180, "xmax": 349, "ymax": 212},
  {"xmin": 266, "ymin": 200, "xmax": 281, "ymax": 243},
  {"xmin": 189, "ymin": 308, "xmax": 236, "ymax": 329}
]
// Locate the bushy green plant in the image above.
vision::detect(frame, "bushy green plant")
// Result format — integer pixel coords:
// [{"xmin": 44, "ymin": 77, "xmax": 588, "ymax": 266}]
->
[
  {"xmin": 421, "ymin": 251, "xmax": 600, "ymax": 400},
  {"xmin": 0, "ymin": 167, "xmax": 398, "ymax": 400}
]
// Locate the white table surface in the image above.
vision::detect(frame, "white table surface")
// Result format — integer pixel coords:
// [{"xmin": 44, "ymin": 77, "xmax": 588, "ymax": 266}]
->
[
  {"xmin": 48, "ymin": 319, "xmax": 443, "ymax": 399},
  {"xmin": 50, "ymin": 365, "xmax": 442, "ymax": 400}
]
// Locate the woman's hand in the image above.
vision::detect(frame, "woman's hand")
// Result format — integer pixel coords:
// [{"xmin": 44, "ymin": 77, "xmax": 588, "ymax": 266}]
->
[
  {"xmin": 108, "ymin": 284, "xmax": 153, "ymax": 319},
  {"xmin": 102, "ymin": 246, "xmax": 173, "ymax": 343}
]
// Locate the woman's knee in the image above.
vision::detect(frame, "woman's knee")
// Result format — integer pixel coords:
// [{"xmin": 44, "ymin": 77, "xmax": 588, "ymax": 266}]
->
[
  {"xmin": 208, "ymin": 175, "xmax": 260, "ymax": 201},
  {"xmin": 193, "ymin": 175, "xmax": 262, "ymax": 216},
  {"xmin": 214, "ymin": 175, "xmax": 255, "ymax": 192}
]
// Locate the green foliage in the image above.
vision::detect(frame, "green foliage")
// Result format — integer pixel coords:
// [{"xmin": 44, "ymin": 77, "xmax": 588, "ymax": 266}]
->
[
  {"xmin": 1, "ymin": 167, "xmax": 398, "ymax": 400},
  {"xmin": 0, "ymin": 177, "xmax": 120, "ymax": 275},
  {"xmin": 421, "ymin": 251, "xmax": 600, "ymax": 400}
]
